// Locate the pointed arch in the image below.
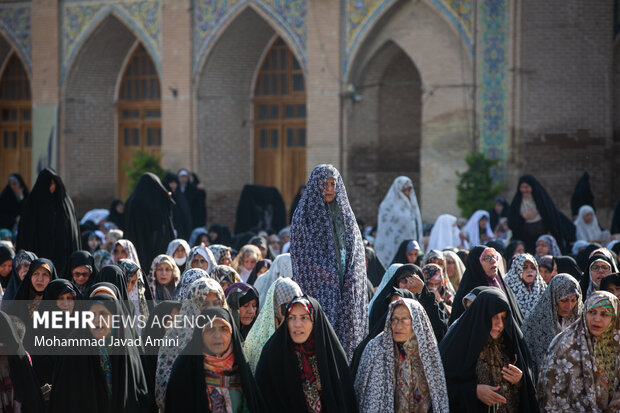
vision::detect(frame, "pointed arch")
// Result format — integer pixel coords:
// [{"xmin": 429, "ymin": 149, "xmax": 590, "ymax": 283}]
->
[
  {"xmin": 343, "ymin": 0, "xmax": 474, "ymax": 221},
  {"xmin": 62, "ymin": 5, "xmax": 161, "ymax": 85},
  {"xmin": 345, "ymin": 41, "xmax": 422, "ymax": 222},
  {"xmin": 116, "ymin": 42, "xmax": 162, "ymax": 198},
  {"xmin": 195, "ymin": 6, "xmax": 306, "ymax": 227},
  {"xmin": 62, "ymin": 14, "xmax": 139, "ymax": 210},
  {"xmin": 0, "ymin": 23, "xmax": 32, "ymax": 79},
  {"xmin": 0, "ymin": 52, "xmax": 32, "ymax": 185},
  {"xmin": 194, "ymin": 1, "xmax": 306, "ymax": 79},
  {"xmin": 344, "ymin": 0, "xmax": 473, "ymax": 79}
]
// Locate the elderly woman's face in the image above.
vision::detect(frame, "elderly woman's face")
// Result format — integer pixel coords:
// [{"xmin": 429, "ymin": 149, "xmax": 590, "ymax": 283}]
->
[
  {"xmin": 480, "ymin": 249, "xmax": 499, "ymax": 277},
  {"xmin": 324, "ymin": 178, "xmax": 335, "ymax": 203},
  {"xmin": 202, "ymin": 319, "xmax": 232, "ymax": 357},
  {"xmin": 391, "ymin": 304, "xmax": 413, "ymax": 343},
  {"xmin": 191, "ymin": 254, "xmax": 209, "ymax": 270}
]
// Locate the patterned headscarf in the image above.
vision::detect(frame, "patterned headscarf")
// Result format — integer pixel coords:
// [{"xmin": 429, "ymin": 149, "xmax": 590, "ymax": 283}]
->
[
  {"xmin": 290, "ymin": 165, "xmax": 368, "ymax": 361},
  {"xmin": 354, "ymin": 298, "xmax": 449, "ymax": 412},
  {"xmin": 243, "ymin": 277, "xmax": 302, "ymax": 373},
  {"xmin": 422, "ymin": 263, "xmax": 454, "ymax": 303},
  {"xmin": 208, "ymin": 244, "xmax": 232, "ymax": 265},
  {"xmin": 175, "ymin": 268, "xmax": 209, "ymax": 301},
  {"xmin": 374, "ymin": 176, "xmax": 423, "ymax": 267},
  {"xmin": 537, "ymin": 291, "xmax": 620, "ymax": 411},
  {"xmin": 92, "ymin": 249, "xmax": 113, "ymax": 272},
  {"xmin": 503, "ymin": 253, "xmax": 547, "ymax": 318},
  {"xmin": 535, "ymin": 234, "xmax": 562, "ymax": 259},
  {"xmin": 155, "ymin": 277, "xmax": 226, "ymax": 409},
  {"xmin": 147, "ymin": 254, "xmax": 179, "ymax": 301},
  {"xmin": 522, "ymin": 273, "xmax": 582, "ymax": 374},
  {"xmin": 113, "ymin": 239, "xmax": 141, "ymax": 268},
  {"xmin": 116, "ymin": 258, "xmax": 149, "ymax": 322},
  {"xmin": 443, "ymin": 250, "xmax": 465, "ymax": 291},
  {"xmin": 211, "ymin": 265, "xmax": 241, "ymax": 287}
]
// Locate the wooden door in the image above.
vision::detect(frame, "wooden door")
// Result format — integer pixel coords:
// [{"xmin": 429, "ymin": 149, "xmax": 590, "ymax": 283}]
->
[
  {"xmin": 253, "ymin": 38, "xmax": 307, "ymax": 207},
  {"xmin": 0, "ymin": 54, "xmax": 31, "ymax": 186},
  {"xmin": 116, "ymin": 44, "xmax": 161, "ymax": 198}
]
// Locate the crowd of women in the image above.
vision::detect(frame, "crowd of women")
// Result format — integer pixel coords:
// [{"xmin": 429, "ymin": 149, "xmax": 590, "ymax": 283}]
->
[{"xmin": 0, "ymin": 165, "xmax": 620, "ymax": 412}]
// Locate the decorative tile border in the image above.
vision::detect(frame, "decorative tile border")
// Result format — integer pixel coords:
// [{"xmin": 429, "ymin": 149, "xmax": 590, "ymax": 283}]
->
[
  {"xmin": 61, "ymin": 0, "xmax": 161, "ymax": 85},
  {"xmin": 193, "ymin": 0, "xmax": 306, "ymax": 75},
  {"xmin": 343, "ymin": 0, "xmax": 473, "ymax": 78},
  {"xmin": 0, "ymin": 3, "xmax": 31, "ymax": 72},
  {"xmin": 476, "ymin": 0, "xmax": 510, "ymax": 182}
]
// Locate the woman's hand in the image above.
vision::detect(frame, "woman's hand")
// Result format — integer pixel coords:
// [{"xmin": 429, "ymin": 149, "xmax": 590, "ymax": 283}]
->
[
  {"xmin": 429, "ymin": 287, "xmax": 442, "ymax": 303},
  {"xmin": 476, "ymin": 384, "xmax": 506, "ymax": 406},
  {"xmin": 410, "ymin": 274, "xmax": 425, "ymax": 295},
  {"xmin": 522, "ymin": 209, "xmax": 537, "ymax": 221},
  {"xmin": 501, "ymin": 364, "xmax": 522, "ymax": 385}
]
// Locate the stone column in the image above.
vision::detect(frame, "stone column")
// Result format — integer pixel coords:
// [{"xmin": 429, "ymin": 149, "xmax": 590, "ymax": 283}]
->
[
  {"xmin": 161, "ymin": 0, "xmax": 193, "ymax": 171},
  {"xmin": 305, "ymin": 0, "xmax": 342, "ymax": 175},
  {"xmin": 31, "ymin": 0, "xmax": 60, "ymax": 181}
]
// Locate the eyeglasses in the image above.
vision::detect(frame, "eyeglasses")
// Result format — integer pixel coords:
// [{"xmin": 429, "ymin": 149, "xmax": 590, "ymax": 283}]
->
[
  {"xmin": 482, "ymin": 255, "xmax": 500, "ymax": 263},
  {"xmin": 72, "ymin": 271, "xmax": 90, "ymax": 278},
  {"xmin": 390, "ymin": 317, "xmax": 412, "ymax": 327},
  {"xmin": 591, "ymin": 265, "xmax": 611, "ymax": 272}
]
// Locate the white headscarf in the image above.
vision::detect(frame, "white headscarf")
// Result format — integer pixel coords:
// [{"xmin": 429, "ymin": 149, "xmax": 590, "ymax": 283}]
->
[
  {"xmin": 426, "ymin": 215, "xmax": 460, "ymax": 253},
  {"xmin": 374, "ymin": 177, "xmax": 423, "ymax": 267},
  {"xmin": 574, "ymin": 205, "xmax": 610, "ymax": 243},
  {"xmin": 254, "ymin": 253, "xmax": 293, "ymax": 309},
  {"xmin": 462, "ymin": 210, "xmax": 494, "ymax": 247}
]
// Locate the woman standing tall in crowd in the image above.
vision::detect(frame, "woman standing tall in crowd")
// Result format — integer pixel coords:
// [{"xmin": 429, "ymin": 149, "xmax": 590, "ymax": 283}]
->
[
  {"xmin": 355, "ymin": 298, "xmax": 449, "ymax": 412},
  {"xmin": 508, "ymin": 175, "xmax": 575, "ymax": 254},
  {"xmin": 291, "ymin": 164, "xmax": 368, "ymax": 361},
  {"xmin": 374, "ymin": 176, "xmax": 423, "ymax": 267},
  {"xmin": 16, "ymin": 168, "xmax": 80, "ymax": 276}
]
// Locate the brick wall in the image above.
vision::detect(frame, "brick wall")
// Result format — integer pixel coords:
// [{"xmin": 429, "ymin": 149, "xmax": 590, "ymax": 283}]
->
[
  {"xmin": 515, "ymin": 0, "xmax": 616, "ymax": 222},
  {"xmin": 517, "ymin": 134, "xmax": 613, "ymax": 224},
  {"xmin": 62, "ymin": 15, "xmax": 135, "ymax": 214},
  {"xmin": 346, "ymin": 42, "xmax": 422, "ymax": 225},
  {"xmin": 161, "ymin": 0, "xmax": 192, "ymax": 172},
  {"xmin": 195, "ymin": 8, "xmax": 275, "ymax": 229},
  {"xmin": 344, "ymin": 0, "xmax": 474, "ymax": 224}
]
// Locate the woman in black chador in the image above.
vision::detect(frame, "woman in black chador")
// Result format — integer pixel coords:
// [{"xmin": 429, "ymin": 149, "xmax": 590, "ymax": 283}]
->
[
  {"xmin": 16, "ymin": 168, "xmax": 80, "ymax": 276},
  {"xmin": 124, "ymin": 173, "xmax": 175, "ymax": 273}
]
